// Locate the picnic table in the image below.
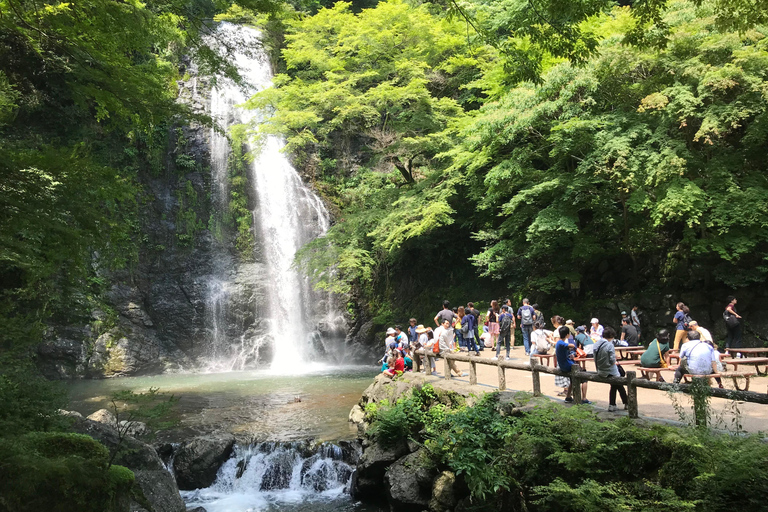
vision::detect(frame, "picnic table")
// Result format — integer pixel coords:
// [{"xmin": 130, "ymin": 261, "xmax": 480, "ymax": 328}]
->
[
  {"xmin": 615, "ymin": 346, "xmax": 645, "ymax": 360},
  {"xmin": 668, "ymin": 350, "xmax": 727, "ymax": 366},
  {"xmin": 639, "ymin": 366, "xmax": 677, "ymax": 381},
  {"xmin": 727, "ymin": 347, "xmax": 768, "ymax": 358},
  {"xmin": 531, "ymin": 353, "xmax": 556, "ymax": 367},
  {"xmin": 683, "ymin": 371, "xmax": 757, "ymax": 391},
  {"xmin": 616, "ymin": 359, "xmax": 642, "ymax": 366},
  {"xmin": 722, "ymin": 357, "xmax": 768, "ymax": 375}
]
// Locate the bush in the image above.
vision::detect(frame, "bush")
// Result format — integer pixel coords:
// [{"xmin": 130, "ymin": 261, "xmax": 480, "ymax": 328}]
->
[
  {"xmin": 0, "ymin": 432, "xmax": 134, "ymax": 512},
  {"xmin": 367, "ymin": 390, "xmax": 768, "ymax": 511}
]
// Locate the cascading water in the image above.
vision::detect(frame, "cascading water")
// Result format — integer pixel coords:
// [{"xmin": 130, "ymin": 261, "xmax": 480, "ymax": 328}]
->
[
  {"xmin": 204, "ymin": 23, "xmax": 347, "ymax": 372},
  {"xmin": 181, "ymin": 441, "xmax": 361, "ymax": 512}
]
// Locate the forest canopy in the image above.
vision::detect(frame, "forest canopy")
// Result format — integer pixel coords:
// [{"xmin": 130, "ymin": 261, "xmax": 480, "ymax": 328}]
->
[{"xmin": 249, "ymin": 0, "xmax": 768, "ymax": 319}]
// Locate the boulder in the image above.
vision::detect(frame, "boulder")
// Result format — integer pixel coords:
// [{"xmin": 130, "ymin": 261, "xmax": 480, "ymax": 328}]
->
[
  {"xmin": 349, "ymin": 404, "xmax": 365, "ymax": 427},
  {"xmin": 72, "ymin": 418, "xmax": 185, "ymax": 512},
  {"xmin": 384, "ymin": 449, "xmax": 438, "ymax": 510},
  {"xmin": 351, "ymin": 438, "xmax": 408, "ymax": 500},
  {"xmin": 120, "ymin": 420, "xmax": 149, "ymax": 437},
  {"xmin": 87, "ymin": 409, "xmax": 118, "ymax": 428},
  {"xmin": 173, "ymin": 434, "xmax": 236, "ymax": 490},
  {"xmin": 430, "ymin": 471, "xmax": 457, "ymax": 512}
]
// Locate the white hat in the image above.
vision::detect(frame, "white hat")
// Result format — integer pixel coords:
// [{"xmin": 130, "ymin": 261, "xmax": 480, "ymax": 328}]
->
[
  {"xmin": 386, "ymin": 327, "xmax": 396, "ymax": 335},
  {"xmin": 565, "ymin": 319, "xmax": 574, "ymax": 325},
  {"xmin": 590, "ymin": 318, "xmax": 599, "ymax": 324}
]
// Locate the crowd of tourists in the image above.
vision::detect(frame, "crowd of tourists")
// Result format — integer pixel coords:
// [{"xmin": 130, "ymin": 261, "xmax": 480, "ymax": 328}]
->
[{"xmin": 379, "ymin": 296, "xmax": 744, "ymax": 412}]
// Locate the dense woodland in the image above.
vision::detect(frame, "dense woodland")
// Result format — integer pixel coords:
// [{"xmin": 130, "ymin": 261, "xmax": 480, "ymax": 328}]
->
[{"xmin": 1, "ymin": 0, "xmax": 768, "ymax": 509}]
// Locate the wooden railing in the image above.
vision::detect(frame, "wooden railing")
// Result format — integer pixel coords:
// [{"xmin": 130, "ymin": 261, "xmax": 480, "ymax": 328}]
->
[{"xmin": 413, "ymin": 349, "xmax": 768, "ymax": 424}]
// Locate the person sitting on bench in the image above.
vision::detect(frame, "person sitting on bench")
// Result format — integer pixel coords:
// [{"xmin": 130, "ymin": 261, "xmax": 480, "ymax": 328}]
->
[
  {"xmin": 673, "ymin": 331, "xmax": 723, "ymax": 388},
  {"xmin": 639, "ymin": 329, "xmax": 672, "ymax": 381}
]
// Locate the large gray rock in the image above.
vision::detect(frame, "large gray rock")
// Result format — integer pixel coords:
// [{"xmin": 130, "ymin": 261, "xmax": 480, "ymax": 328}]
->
[
  {"xmin": 384, "ymin": 449, "xmax": 438, "ymax": 511},
  {"xmin": 72, "ymin": 418, "xmax": 185, "ymax": 512},
  {"xmin": 87, "ymin": 408, "xmax": 118, "ymax": 428},
  {"xmin": 351, "ymin": 438, "xmax": 409, "ymax": 500},
  {"xmin": 430, "ymin": 471, "xmax": 458, "ymax": 512},
  {"xmin": 173, "ymin": 434, "xmax": 236, "ymax": 490}
]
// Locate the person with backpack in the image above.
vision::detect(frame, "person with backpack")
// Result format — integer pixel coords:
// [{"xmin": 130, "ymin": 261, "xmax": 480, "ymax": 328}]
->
[
  {"xmin": 640, "ymin": 329, "xmax": 672, "ymax": 378},
  {"xmin": 517, "ymin": 298, "xmax": 536, "ymax": 355},
  {"xmin": 724, "ymin": 296, "xmax": 742, "ymax": 349},
  {"xmin": 493, "ymin": 306, "xmax": 515, "ymax": 360},
  {"xmin": 673, "ymin": 331, "xmax": 723, "ymax": 387},
  {"xmin": 461, "ymin": 307, "xmax": 479, "ymax": 356},
  {"xmin": 672, "ymin": 302, "xmax": 690, "ymax": 350},
  {"xmin": 593, "ymin": 327, "xmax": 628, "ymax": 412}
]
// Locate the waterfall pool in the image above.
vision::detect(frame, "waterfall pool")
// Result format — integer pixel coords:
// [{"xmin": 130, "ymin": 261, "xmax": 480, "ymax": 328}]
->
[
  {"xmin": 66, "ymin": 365, "xmax": 378, "ymax": 443},
  {"xmin": 67, "ymin": 366, "xmax": 384, "ymax": 511}
]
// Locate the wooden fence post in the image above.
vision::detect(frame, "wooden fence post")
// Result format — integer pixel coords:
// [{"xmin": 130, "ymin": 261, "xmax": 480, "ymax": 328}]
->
[
  {"xmin": 626, "ymin": 371, "xmax": 639, "ymax": 418},
  {"xmin": 414, "ymin": 352, "xmax": 421, "ymax": 373},
  {"xmin": 470, "ymin": 360, "xmax": 477, "ymax": 385},
  {"xmin": 571, "ymin": 368, "xmax": 582, "ymax": 403},
  {"xmin": 532, "ymin": 365, "xmax": 541, "ymax": 397},
  {"xmin": 444, "ymin": 356, "xmax": 451, "ymax": 380},
  {"xmin": 498, "ymin": 365, "xmax": 506, "ymax": 391}
]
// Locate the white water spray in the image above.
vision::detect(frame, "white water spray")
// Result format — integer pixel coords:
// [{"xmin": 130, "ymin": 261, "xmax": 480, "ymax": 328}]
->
[{"xmin": 205, "ymin": 23, "xmax": 346, "ymax": 372}]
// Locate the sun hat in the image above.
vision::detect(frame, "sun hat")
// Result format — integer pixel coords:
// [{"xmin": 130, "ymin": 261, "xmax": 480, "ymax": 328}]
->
[
  {"xmin": 386, "ymin": 327, "xmax": 396, "ymax": 335},
  {"xmin": 565, "ymin": 319, "xmax": 574, "ymax": 325},
  {"xmin": 415, "ymin": 324, "xmax": 427, "ymax": 334},
  {"xmin": 621, "ymin": 311, "xmax": 628, "ymax": 316},
  {"xmin": 590, "ymin": 318, "xmax": 599, "ymax": 324}
]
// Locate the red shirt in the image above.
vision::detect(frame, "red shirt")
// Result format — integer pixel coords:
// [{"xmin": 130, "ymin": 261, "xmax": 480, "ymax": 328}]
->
[{"xmin": 394, "ymin": 357, "xmax": 405, "ymax": 373}]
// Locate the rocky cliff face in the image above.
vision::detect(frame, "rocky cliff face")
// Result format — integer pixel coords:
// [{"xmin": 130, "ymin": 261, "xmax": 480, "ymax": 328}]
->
[{"xmin": 36, "ymin": 61, "xmax": 274, "ymax": 379}]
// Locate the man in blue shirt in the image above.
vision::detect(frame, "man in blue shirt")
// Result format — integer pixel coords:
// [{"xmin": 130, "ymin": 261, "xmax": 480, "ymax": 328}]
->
[
  {"xmin": 555, "ymin": 325, "xmax": 576, "ymax": 403},
  {"xmin": 517, "ymin": 298, "xmax": 536, "ymax": 355}
]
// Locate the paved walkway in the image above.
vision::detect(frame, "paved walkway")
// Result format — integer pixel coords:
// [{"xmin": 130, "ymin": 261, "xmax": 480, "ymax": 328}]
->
[{"xmin": 424, "ymin": 346, "xmax": 768, "ymax": 434}]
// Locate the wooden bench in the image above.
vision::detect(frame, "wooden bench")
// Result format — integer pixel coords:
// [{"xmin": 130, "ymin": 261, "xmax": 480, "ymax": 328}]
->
[
  {"xmin": 572, "ymin": 357, "xmax": 589, "ymax": 370},
  {"xmin": 531, "ymin": 353, "xmax": 556, "ymax": 367},
  {"xmin": 617, "ymin": 359, "xmax": 642, "ymax": 366},
  {"xmin": 722, "ymin": 357, "xmax": 768, "ymax": 375},
  {"xmin": 639, "ymin": 366, "xmax": 676, "ymax": 381},
  {"xmin": 615, "ymin": 347, "xmax": 645, "ymax": 360},
  {"xmin": 683, "ymin": 371, "xmax": 757, "ymax": 391}
]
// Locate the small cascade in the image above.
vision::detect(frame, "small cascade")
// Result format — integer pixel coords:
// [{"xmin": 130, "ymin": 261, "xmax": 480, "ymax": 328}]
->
[{"xmin": 181, "ymin": 441, "xmax": 361, "ymax": 512}]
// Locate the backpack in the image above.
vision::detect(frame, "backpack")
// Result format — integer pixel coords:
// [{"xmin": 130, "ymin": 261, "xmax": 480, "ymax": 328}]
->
[
  {"xmin": 683, "ymin": 313, "xmax": 693, "ymax": 330},
  {"xmin": 499, "ymin": 314, "xmax": 513, "ymax": 333},
  {"xmin": 461, "ymin": 320, "xmax": 470, "ymax": 335},
  {"xmin": 521, "ymin": 307, "xmax": 534, "ymax": 326}
]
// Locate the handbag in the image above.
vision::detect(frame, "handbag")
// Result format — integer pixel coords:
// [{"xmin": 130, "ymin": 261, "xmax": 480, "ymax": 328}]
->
[
  {"xmin": 432, "ymin": 340, "xmax": 440, "ymax": 355},
  {"xmin": 575, "ymin": 346, "xmax": 586, "ymax": 358},
  {"xmin": 656, "ymin": 340, "xmax": 668, "ymax": 368}
]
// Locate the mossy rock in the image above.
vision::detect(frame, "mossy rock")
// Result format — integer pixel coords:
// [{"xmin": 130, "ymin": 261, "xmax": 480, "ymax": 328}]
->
[{"xmin": 0, "ymin": 432, "xmax": 134, "ymax": 512}]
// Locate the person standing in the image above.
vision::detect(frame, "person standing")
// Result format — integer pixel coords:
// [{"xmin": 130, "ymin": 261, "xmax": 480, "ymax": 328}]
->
[
  {"xmin": 620, "ymin": 317, "xmax": 639, "ymax": 346},
  {"xmin": 434, "ymin": 300, "xmax": 457, "ymax": 327},
  {"xmin": 455, "ymin": 307, "xmax": 466, "ymax": 350},
  {"xmin": 461, "ymin": 308, "xmax": 479, "ymax": 356},
  {"xmin": 672, "ymin": 302, "xmax": 689, "ymax": 350},
  {"xmin": 593, "ymin": 327, "xmax": 628, "ymax": 412},
  {"xmin": 407, "ymin": 318, "xmax": 418, "ymax": 347},
  {"xmin": 631, "ymin": 306, "xmax": 642, "ymax": 341},
  {"xmin": 494, "ymin": 306, "xmax": 515, "ymax": 360},
  {"xmin": 724, "ymin": 296, "xmax": 742, "ymax": 349},
  {"xmin": 467, "ymin": 302, "xmax": 482, "ymax": 351},
  {"xmin": 487, "ymin": 300, "xmax": 501, "ymax": 350},
  {"xmin": 517, "ymin": 298, "xmax": 536, "ymax": 355}
]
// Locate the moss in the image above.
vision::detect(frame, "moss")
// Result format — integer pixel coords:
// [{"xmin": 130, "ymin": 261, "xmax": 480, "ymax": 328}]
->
[
  {"xmin": 0, "ymin": 434, "xmax": 135, "ymax": 512},
  {"xmin": 103, "ymin": 347, "xmax": 126, "ymax": 376}
]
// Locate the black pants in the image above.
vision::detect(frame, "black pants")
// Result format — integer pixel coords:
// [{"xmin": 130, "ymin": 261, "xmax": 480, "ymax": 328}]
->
[
  {"xmin": 610, "ymin": 364, "xmax": 628, "ymax": 406},
  {"xmin": 726, "ymin": 323, "xmax": 742, "ymax": 348}
]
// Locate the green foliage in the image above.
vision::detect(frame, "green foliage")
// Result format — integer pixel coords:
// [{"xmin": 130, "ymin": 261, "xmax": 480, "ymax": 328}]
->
[
  {"xmin": 175, "ymin": 179, "xmax": 204, "ymax": 247},
  {"xmin": 0, "ymin": 432, "xmax": 134, "ymax": 512},
  {"xmin": 0, "ymin": 369, "xmax": 69, "ymax": 435},
  {"xmin": 227, "ymin": 124, "xmax": 257, "ymax": 259},
  {"xmin": 367, "ymin": 389, "xmax": 768, "ymax": 510},
  {"xmin": 109, "ymin": 387, "xmax": 181, "ymax": 434}
]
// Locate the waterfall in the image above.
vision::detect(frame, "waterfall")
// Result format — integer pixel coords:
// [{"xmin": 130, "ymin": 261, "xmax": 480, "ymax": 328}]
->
[
  {"xmin": 180, "ymin": 441, "xmax": 360, "ymax": 512},
  {"xmin": 204, "ymin": 23, "xmax": 346, "ymax": 372}
]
